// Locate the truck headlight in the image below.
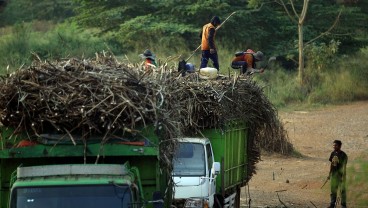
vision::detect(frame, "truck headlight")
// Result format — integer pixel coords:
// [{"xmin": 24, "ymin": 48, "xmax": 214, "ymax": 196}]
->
[{"xmin": 184, "ymin": 198, "xmax": 208, "ymax": 208}]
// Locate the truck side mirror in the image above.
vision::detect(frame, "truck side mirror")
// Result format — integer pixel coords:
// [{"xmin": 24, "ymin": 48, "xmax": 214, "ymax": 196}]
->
[{"xmin": 213, "ymin": 162, "xmax": 221, "ymax": 175}]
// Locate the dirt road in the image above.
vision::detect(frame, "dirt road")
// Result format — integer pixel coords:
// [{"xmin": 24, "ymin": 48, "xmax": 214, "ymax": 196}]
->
[{"xmin": 241, "ymin": 101, "xmax": 368, "ymax": 207}]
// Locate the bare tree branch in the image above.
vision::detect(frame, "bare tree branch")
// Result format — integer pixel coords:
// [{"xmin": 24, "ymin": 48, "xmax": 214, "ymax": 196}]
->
[
  {"xmin": 277, "ymin": 0, "xmax": 298, "ymax": 24},
  {"xmin": 329, "ymin": 32, "xmax": 351, "ymax": 36},
  {"xmin": 305, "ymin": 10, "xmax": 342, "ymax": 46},
  {"xmin": 289, "ymin": 0, "xmax": 300, "ymax": 19},
  {"xmin": 299, "ymin": 0, "xmax": 310, "ymax": 24}
]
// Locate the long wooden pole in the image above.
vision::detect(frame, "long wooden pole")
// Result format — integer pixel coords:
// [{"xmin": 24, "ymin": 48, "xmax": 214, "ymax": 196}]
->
[{"xmin": 185, "ymin": 12, "xmax": 237, "ymax": 62}]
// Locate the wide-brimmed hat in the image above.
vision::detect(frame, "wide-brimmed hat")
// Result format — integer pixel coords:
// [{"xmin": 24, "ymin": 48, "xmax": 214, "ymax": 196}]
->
[
  {"xmin": 253, "ymin": 51, "xmax": 264, "ymax": 61},
  {"xmin": 139, "ymin": 49, "xmax": 156, "ymax": 60}
]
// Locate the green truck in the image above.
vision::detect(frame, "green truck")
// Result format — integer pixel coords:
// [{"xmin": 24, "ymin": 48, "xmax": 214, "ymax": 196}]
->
[
  {"xmin": 173, "ymin": 121, "xmax": 250, "ymax": 208},
  {"xmin": 0, "ymin": 52, "xmax": 288, "ymax": 208},
  {"xmin": 0, "ymin": 127, "xmax": 171, "ymax": 208},
  {"xmin": 1, "ymin": 121, "xmax": 251, "ymax": 208}
]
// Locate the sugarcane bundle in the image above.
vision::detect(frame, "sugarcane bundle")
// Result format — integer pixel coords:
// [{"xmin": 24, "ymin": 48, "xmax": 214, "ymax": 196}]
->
[{"xmin": 0, "ymin": 53, "xmax": 292, "ymax": 174}]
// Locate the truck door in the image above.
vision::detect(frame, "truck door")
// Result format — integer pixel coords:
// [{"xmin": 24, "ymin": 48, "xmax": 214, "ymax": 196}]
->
[{"xmin": 205, "ymin": 143, "xmax": 216, "ymax": 205}]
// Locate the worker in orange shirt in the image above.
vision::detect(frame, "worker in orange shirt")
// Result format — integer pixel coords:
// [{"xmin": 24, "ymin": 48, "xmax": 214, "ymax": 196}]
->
[
  {"xmin": 139, "ymin": 49, "xmax": 157, "ymax": 71},
  {"xmin": 231, "ymin": 50, "xmax": 265, "ymax": 75},
  {"xmin": 199, "ymin": 16, "xmax": 221, "ymax": 71}
]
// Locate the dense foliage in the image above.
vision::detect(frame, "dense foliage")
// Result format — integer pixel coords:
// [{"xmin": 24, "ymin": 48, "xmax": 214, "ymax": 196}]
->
[
  {"xmin": 70, "ymin": 0, "xmax": 368, "ymax": 57},
  {"xmin": 1, "ymin": 0, "xmax": 367, "ymax": 56},
  {"xmin": 0, "ymin": 0, "xmax": 75, "ymax": 26}
]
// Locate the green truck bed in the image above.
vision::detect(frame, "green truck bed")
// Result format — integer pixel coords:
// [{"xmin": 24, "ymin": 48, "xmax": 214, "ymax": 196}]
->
[
  {"xmin": 0, "ymin": 127, "xmax": 170, "ymax": 208},
  {"xmin": 202, "ymin": 121, "xmax": 248, "ymax": 195}
]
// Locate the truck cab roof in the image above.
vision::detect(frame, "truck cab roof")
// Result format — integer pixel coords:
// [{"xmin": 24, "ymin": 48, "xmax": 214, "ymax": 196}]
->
[
  {"xmin": 177, "ymin": 137, "xmax": 210, "ymax": 145},
  {"xmin": 13, "ymin": 164, "xmax": 135, "ymax": 188}
]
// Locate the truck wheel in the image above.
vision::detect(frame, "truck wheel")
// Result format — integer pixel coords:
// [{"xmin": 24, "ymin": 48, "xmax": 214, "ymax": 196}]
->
[{"xmin": 214, "ymin": 194, "xmax": 223, "ymax": 208}]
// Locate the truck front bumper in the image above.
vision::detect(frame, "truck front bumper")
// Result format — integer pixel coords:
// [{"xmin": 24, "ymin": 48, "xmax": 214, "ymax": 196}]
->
[{"xmin": 173, "ymin": 197, "xmax": 209, "ymax": 208}]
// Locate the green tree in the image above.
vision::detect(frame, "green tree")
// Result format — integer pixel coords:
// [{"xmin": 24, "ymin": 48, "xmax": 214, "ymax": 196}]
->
[
  {"xmin": 73, "ymin": 0, "xmax": 235, "ymax": 52},
  {"xmin": 0, "ymin": 0, "xmax": 74, "ymax": 26},
  {"xmin": 72, "ymin": 0, "xmax": 294, "ymax": 58},
  {"xmin": 275, "ymin": 0, "xmax": 347, "ymax": 86}
]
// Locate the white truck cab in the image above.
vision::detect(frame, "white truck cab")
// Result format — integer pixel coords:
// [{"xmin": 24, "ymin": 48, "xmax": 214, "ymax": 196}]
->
[{"xmin": 172, "ymin": 138, "xmax": 220, "ymax": 208}]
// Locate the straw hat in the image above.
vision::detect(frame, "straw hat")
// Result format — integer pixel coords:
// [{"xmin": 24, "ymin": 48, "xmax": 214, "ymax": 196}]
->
[{"xmin": 139, "ymin": 49, "xmax": 156, "ymax": 60}]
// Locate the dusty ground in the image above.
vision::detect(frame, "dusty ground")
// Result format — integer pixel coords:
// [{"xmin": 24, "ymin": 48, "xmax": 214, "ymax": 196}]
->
[{"xmin": 240, "ymin": 101, "xmax": 368, "ymax": 208}]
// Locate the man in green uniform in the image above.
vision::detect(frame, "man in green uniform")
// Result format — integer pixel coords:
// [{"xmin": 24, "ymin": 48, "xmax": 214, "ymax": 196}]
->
[{"xmin": 327, "ymin": 140, "xmax": 348, "ymax": 208}]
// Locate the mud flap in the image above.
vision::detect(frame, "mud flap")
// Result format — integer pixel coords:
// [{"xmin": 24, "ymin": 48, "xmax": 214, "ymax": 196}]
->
[
  {"xmin": 223, "ymin": 192, "xmax": 237, "ymax": 208},
  {"xmin": 152, "ymin": 191, "xmax": 164, "ymax": 208}
]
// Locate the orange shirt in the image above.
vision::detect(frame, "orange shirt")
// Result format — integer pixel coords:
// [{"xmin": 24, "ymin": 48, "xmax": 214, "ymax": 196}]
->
[
  {"xmin": 232, "ymin": 53, "xmax": 254, "ymax": 68},
  {"xmin": 201, "ymin": 23, "xmax": 216, "ymax": 50},
  {"xmin": 145, "ymin": 59, "xmax": 157, "ymax": 71}
]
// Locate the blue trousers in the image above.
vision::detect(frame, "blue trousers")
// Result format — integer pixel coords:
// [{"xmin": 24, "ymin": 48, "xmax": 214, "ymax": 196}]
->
[
  {"xmin": 231, "ymin": 61, "xmax": 248, "ymax": 74},
  {"xmin": 200, "ymin": 50, "xmax": 219, "ymax": 70}
]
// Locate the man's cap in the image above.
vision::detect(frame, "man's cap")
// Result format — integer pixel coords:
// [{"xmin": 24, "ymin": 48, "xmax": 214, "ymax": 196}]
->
[
  {"xmin": 253, "ymin": 51, "xmax": 264, "ymax": 61},
  {"xmin": 333, "ymin": 140, "xmax": 342, "ymax": 146},
  {"xmin": 139, "ymin": 49, "xmax": 156, "ymax": 60},
  {"xmin": 211, "ymin": 16, "xmax": 221, "ymax": 26}
]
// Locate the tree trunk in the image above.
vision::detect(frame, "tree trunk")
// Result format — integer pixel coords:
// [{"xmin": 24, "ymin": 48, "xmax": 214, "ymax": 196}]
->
[
  {"xmin": 298, "ymin": 0, "xmax": 309, "ymax": 87},
  {"xmin": 298, "ymin": 23, "xmax": 304, "ymax": 86}
]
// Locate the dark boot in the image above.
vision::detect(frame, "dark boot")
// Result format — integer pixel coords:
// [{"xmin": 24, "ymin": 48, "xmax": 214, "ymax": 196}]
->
[{"xmin": 329, "ymin": 194, "xmax": 337, "ymax": 208}]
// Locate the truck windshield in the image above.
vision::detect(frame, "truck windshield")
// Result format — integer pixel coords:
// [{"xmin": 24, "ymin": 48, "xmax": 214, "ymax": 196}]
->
[
  {"xmin": 173, "ymin": 143, "xmax": 205, "ymax": 176},
  {"xmin": 11, "ymin": 185, "xmax": 132, "ymax": 208}
]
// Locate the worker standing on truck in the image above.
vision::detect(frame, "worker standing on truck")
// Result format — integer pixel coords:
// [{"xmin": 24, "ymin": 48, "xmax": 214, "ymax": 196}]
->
[
  {"xmin": 327, "ymin": 140, "xmax": 348, "ymax": 208},
  {"xmin": 200, "ymin": 16, "xmax": 221, "ymax": 71},
  {"xmin": 231, "ymin": 50, "xmax": 265, "ymax": 75}
]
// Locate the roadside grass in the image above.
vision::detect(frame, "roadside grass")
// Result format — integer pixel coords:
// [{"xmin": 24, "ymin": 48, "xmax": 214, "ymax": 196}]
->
[
  {"xmin": 253, "ymin": 67, "xmax": 307, "ymax": 108},
  {"xmin": 308, "ymin": 53, "xmax": 368, "ymax": 104},
  {"xmin": 346, "ymin": 153, "xmax": 368, "ymax": 207},
  {"xmin": 0, "ymin": 22, "xmax": 115, "ymax": 73},
  {"xmin": 254, "ymin": 52, "xmax": 368, "ymax": 108}
]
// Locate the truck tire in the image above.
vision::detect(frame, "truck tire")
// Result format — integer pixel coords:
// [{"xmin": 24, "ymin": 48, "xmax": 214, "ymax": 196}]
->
[{"xmin": 214, "ymin": 194, "xmax": 223, "ymax": 208}]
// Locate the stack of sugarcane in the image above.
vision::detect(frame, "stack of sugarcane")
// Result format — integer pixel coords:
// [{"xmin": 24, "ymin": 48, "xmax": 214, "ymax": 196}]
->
[{"xmin": 0, "ymin": 53, "xmax": 292, "ymax": 178}]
